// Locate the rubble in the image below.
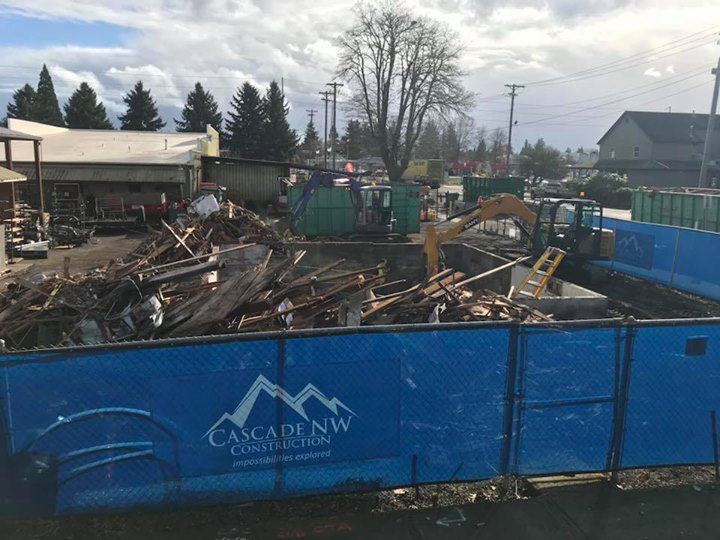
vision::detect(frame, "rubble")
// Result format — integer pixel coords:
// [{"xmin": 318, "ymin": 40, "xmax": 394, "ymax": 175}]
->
[{"xmin": 0, "ymin": 201, "xmax": 551, "ymax": 350}]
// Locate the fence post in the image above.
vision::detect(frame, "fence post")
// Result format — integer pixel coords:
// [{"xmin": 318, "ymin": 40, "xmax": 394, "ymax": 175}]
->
[
  {"xmin": 669, "ymin": 228, "xmax": 680, "ymax": 287},
  {"xmin": 273, "ymin": 338, "xmax": 287, "ymax": 496},
  {"xmin": 499, "ymin": 324, "xmax": 519, "ymax": 477},
  {"xmin": 609, "ymin": 322, "xmax": 636, "ymax": 476}
]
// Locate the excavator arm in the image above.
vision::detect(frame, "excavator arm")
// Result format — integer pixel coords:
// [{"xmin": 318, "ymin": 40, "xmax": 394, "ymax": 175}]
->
[{"xmin": 423, "ymin": 194, "xmax": 538, "ymax": 277}]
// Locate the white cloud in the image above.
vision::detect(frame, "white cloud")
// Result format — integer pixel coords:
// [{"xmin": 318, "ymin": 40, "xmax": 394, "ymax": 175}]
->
[{"xmin": 0, "ymin": 0, "xmax": 718, "ymax": 148}]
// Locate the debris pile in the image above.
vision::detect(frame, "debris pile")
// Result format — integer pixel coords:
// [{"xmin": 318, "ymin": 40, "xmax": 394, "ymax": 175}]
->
[
  {"xmin": 0, "ymin": 205, "xmax": 550, "ymax": 350},
  {"xmin": 362, "ymin": 268, "xmax": 550, "ymax": 325}
]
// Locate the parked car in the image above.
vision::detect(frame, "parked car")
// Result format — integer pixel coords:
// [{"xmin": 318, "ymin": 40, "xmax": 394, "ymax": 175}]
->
[{"xmin": 531, "ymin": 179, "xmax": 572, "ymax": 199}]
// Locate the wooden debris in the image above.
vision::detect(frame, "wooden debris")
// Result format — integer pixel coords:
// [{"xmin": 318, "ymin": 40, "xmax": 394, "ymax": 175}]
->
[{"xmin": 0, "ymin": 202, "xmax": 552, "ymax": 350}]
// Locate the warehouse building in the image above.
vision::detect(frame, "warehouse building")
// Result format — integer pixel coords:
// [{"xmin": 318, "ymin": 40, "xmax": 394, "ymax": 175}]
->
[{"xmin": 5, "ymin": 119, "xmax": 219, "ymax": 215}]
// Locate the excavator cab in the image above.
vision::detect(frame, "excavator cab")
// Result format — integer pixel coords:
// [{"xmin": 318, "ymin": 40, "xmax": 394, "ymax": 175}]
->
[
  {"xmin": 354, "ymin": 185, "xmax": 395, "ymax": 235},
  {"xmin": 530, "ymin": 199, "xmax": 613, "ymax": 260}
]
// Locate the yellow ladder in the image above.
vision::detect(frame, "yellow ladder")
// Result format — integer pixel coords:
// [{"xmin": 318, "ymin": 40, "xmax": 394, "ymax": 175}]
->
[{"xmin": 509, "ymin": 246, "xmax": 566, "ymax": 300}]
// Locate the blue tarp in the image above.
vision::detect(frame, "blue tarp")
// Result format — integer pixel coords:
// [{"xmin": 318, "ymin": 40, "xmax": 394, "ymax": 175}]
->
[
  {"xmin": 0, "ymin": 321, "xmax": 718, "ymax": 516},
  {"xmin": 595, "ymin": 217, "xmax": 720, "ymax": 300}
]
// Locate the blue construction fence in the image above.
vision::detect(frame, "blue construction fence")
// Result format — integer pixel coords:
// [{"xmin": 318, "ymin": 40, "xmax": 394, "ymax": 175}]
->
[
  {"xmin": 1, "ymin": 318, "xmax": 720, "ymax": 517},
  {"xmin": 594, "ymin": 217, "xmax": 720, "ymax": 300}
]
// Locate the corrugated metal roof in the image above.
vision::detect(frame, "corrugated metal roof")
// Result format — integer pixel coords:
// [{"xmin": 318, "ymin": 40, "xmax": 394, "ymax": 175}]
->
[
  {"xmin": 13, "ymin": 163, "xmax": 189, "ymax": 184},
  {"xmin": 0, "ymin": 165, "xmax": 26, "ymax": 183},
  {"xmin": 6, "ymin": 119, "xmax": 209, "ymax": 165}
]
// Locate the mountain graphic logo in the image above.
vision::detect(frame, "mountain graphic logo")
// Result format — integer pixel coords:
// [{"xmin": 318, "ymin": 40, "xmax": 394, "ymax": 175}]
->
[{"xmin": 203, "ymin": 374, "xmax": 356, "ymax": 438}]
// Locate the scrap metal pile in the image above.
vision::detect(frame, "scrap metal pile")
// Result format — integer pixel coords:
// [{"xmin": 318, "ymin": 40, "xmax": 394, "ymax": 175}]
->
[{"xmin": 0, "ymin": 203, "xmax": 549, "ymax": 350}]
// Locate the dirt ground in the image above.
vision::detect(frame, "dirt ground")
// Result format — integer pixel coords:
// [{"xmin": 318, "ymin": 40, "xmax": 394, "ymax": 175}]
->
[
  {"xmin": 438, "ymin": 224, "xmax": 720, "ymax": 320},
  {"xmin": 1, "ymin": 232, "xmax": 147, "ymax": 282},
  {"xmin": 1, "ymin": 468, "xmax": 718, "ymax": 539}
]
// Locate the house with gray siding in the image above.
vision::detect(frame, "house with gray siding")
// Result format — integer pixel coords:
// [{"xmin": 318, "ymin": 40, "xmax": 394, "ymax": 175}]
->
[{"xmin": 595, "ymin": 111, "xmax": 720, "ymax": 187}]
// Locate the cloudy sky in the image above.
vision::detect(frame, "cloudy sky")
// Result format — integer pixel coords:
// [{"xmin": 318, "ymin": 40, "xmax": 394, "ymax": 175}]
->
[{"xmin": 0, "ymin": 0, "xmax": 718, "ymax": 151}]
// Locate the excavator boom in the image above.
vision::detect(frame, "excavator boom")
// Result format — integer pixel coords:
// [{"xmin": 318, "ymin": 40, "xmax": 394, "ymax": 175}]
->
[{"xmin": 424, "ymin": 194, "xmax": 537, "ymax": 277}]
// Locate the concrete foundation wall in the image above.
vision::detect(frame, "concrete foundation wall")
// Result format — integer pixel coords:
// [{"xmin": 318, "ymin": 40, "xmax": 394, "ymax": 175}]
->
[
  {"xmin": 442, "ymin": 243, "xmax": 511, "ymax": 292},
  {"xmin": 510, "ymin": 266, "xmax": 608, "ymax": 320}
]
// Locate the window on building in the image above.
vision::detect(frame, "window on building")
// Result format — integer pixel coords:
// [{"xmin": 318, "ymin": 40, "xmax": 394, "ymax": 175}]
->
[
  {"xmin": 128, "ymin": 183, "xmax": 142, "ymax": 193},
  {"xmin": 610, "ymin": 148, "xmax": 615, "ymax": 159},
  {"xmin": 633, "ymin": 146, "xmax": 640, "ymax": 158}
]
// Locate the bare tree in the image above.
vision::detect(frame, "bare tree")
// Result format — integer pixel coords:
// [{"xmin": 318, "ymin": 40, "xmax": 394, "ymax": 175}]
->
[
  {"xmin": 337, "ymin": 2, "xmax": 473, "ymax": 182},
  {"xmin": 454, "ymin": 114, "xmax": 476, "ymax": 158}
]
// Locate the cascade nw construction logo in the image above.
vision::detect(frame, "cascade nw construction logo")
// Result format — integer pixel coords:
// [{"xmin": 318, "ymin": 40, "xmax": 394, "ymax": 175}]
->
[{"xmin": 203, "ymin": 374, "xmax": 357, "ymax": 466}]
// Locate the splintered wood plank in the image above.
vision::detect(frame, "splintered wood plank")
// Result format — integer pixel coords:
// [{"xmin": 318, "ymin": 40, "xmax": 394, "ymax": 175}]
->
[{"xmin": 161, "ymin": 219, "xmax": 195, "ymax": 258}]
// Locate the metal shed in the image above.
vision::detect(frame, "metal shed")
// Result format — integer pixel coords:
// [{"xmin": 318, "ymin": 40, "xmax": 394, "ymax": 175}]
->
[{"xmin": 202, "ymin": 156, "xmax": 290, "ymax": 207}]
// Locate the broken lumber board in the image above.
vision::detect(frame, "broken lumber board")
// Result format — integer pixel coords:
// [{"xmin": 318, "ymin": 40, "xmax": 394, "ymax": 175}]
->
[{"xmin": 161, "ymin": 219, "xmax": 196, "ymax": 258}]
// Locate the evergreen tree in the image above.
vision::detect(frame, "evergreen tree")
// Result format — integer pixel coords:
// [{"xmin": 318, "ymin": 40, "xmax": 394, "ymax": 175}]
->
[
  {"xmin": 441, "ymin": 123, "xmax": 460, "ymax": 162},
  {"xmin": 118, "ymin": 81, "xmax": 165, "ymax": 131},
  {"xmin": 64, "ymin": 82, "xmax": 113, "ymax": 129},
  {"xmin": 489, "ymin": 129, "xmax": 507, "ymax": 162},
  {"xmin": 518, "ymin": 138, "xmax": 567, "ymax": 183},
  {"xmin": 34, "ymin": 65, "xmax": 64, "ymax": 126},
  {"xmin": 6, "ymin": 84, "xmax": 36, "ymax": 121},
  {"xmin": 342, "ymin": 119, "xmax": 376, "ymax": 159},
  {"xmin": 414, "ymin": 119, "xmax": 441, "ymax": 159},
  {"xmin": 175, "ymin": 82, "xmax": 222, "ymax": 133},
  {"xmin": 226, "ymin": 82, "xmax": 265, "ymax": 158},
  {"xmin": 261, "ymin": 81, "xmax": 298, "ymax": 161},
  {"xmin": 301, "ymin": 119, "xmax": 320, "ymax": 163}
]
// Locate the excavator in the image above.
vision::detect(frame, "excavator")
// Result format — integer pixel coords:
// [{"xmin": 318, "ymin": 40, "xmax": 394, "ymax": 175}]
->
[{"xmin": 423, "ymin": 194, "xmax": 615, "ymax": 277}]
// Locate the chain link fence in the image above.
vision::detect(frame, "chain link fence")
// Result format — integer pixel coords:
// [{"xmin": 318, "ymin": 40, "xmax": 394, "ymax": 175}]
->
[{"xmin": 0, "ymin": 319, "xmax": 718, "ymax": 516}]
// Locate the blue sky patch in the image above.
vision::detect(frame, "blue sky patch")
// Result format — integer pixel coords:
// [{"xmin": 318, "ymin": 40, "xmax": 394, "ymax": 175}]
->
[{"xmin": 0, "ymin": 14, "xmax": 128, "ymax": 47}]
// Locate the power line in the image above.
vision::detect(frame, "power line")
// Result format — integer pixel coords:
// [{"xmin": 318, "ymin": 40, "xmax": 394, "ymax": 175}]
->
[
  {"xmin": 518, "ymin": 70, "xmax": 712, "ymax": 127},
  {"xmin": 516, "ymin": 64, "xmax": 710, "ymax": 109},
  {"xmin": 524, "ymin": 27, "xmax": 719, "ymax": 86},
  {"xmin": 507, "ymin": 80, "xmax": 714, "ymax": 131},
  {"xmin": 527, "ymin": 38, "xmax": 717, "ymax": 88}
]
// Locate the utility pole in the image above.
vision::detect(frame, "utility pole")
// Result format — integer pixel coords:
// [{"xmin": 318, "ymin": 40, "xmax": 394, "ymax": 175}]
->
[
  {"xmin": 504, "ymin": 83, "xmax": 524, "ymax": 171},
  {"xmin": 319, "ymin": 91, "xmax": 331, "ymax": 168},
  {"xmin": 327, "ymin": 82, "xmax": 344, "ymax": 170},
  {"xmin": 699, "ymin": 57, "xmax": 720, "ymax": 188},
  {"xmin": 305, "ymin": 108, "xmax": 318, "ymax": 125}
]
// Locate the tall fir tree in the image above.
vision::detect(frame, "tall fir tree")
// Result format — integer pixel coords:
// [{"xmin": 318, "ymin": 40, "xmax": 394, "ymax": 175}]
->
[
  {"xmin": 118, "ymin": 81, "xmax": 165, "ymax": 131},
  {"xmin": 34, "ymin": 65, "xmax": 64, "ymax": 126},
  {"xmin": 261, "ymin": 81, "xmax": 298, "ymax": 161},
  {"xmin": 342, "ymin": 119, "xmax": 376, "ymax": 159},
  {"xmin": 175, "ymin": 82, "xmax": 222, "ymax": 133},
  {"xmin": 7, "ymin": 84, "xmax": 36, "ymax": 121},
  {"xmin": 472, "ymin": 126, "xmax": 488, "ymax": 161},
  {"xmin": 440, "ymin": 123, "xmax": 460, "ymax": 162},
  {"xmin": 226, "ymin": 82, "xmax": 265, "ymax": 158},
  {"xmin": 64, "ymin": 82, "xmax": 113, "ymax": 129},
  {"xmin": 301, "ymin": 119, "xmax": 320, "ymax": 163},
  {"xmin": 414, "ymin": 120, "xmax": 441, "ymax": 159}
]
